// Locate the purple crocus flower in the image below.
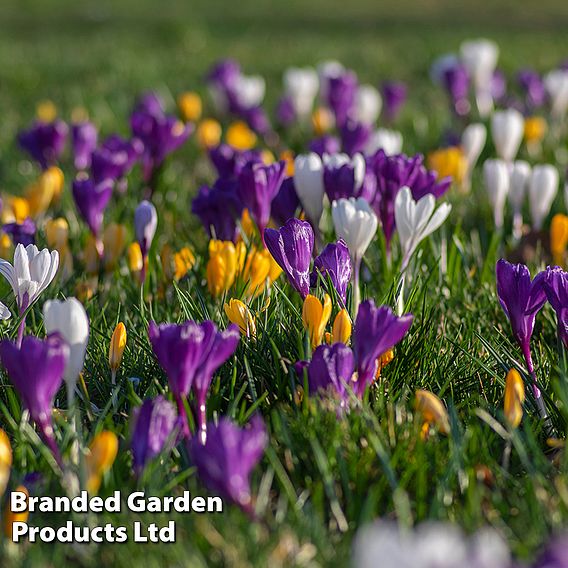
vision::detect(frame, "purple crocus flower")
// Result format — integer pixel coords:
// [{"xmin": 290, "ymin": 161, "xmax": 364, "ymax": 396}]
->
[
  {"xmin": 323, "ymin": 155, "xmax": 365, "ymax": 202},
  {"xmin": 496, "ymin": 259, "xmax": 547, "ymax": 405},
  {"xmin": 192, "ymin": 178, "xmax": 243, "ymax": 242},
  {"xmin": 264, "ymin": 218, "xmax": 314, "ymax": 298},
  {"xmin": 311, "ymin": 239, "xmax": 352, "ymax": 304},
  {"xmin": 91, "ymin": 134, "xmax": 143, "ymax": 184},
  {"xmin": 135, "ymin": 92, "xmax": 166, "ymax": 117},
  {"xmin": 308, "ymin": 343, "xmax": 355, "ymax": 409},
  {"xmin": 131, "ymin": 396, "xmax": 178, "ymax": 475},
  {"xmin": 243, "ymin": 105, "xmax": 272, "ymax": 135},
  {"xmin": 327, "ymin": 72, "xmax": 357, "ymax": 128},
  {"xmin": 134, "ymin": 200, "xmax": 157, "ymax": 259},
  {"xmin": 237, "ymin": 161, "xmax": 286, "ymax": 233},
  {"xmin": 208, "ymin": 144, "xmax": 263, "ymax": 179},
  {"xmin": 442, "ymin": 64, "xmax": 470, "ymax": 115},
  {"xmin": 276, "ymin": 95, "xmax": 297, "ymax": 127},
  {"xmin": 2, "ymin": 218, "xmax": 36, "ymax": 247},
  {"xmin": 0, "ymin": 334, "xmax": 68, "ymax": 466},
  {"xmin": 382, "ymin": 81, "xmax": 407, "ymax": 122},
  {"xmin": 340, "ymin": 121, "xmax": 371, "ymax": 155},
  {"xmin": 206, "ymin": 59, "xmax": 242, "ymax": 113},
  {"xmin": 544, "ymin": 267, "xmax": 568, "ymax": 349},
  {"xmin": 72, "ymin": 121, "xmax": 98, "ymax": 170},
  {"xmin": 491, "ymin": 69, "xmax": 507, "ymax": 104},
  {"xmin": 189, "ymin": 415, "xmax": 267, "ymax": 514},
  {"xmin": 18, "ymin": 120, "xmax": 68, "ymax": 170},
  {"xmin": 411, "ymin": 163, "xmax": 452, "ymax": 200},
  {"xmin": 533, "ymin": 533, "xmax": 568, "ymax": 568},
  {"xmin": 72, "ymin": 176, "xmax": 113, "ymax": 237},
  {"xmin": 309, "ymin": 135, "xmax": 341, "ymax": 157},
  {"xmin": 353, "ymin": 300, "xmax": 413, "ymax": 396},
  {"xmin": 271, "ymin": 177, "xmax": 300, "ymax": 226},
  {"xmin": 517, "ymin": 69, "xmax": 547, "ymax": 110}
]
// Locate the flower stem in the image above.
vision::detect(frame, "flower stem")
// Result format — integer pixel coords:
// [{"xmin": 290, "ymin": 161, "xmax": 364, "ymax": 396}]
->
[
  {"xmin": 16, "ymin": 315, "xmax": 26, "ymax": 348},
  {"xmin": 352, "ymin": 257, "xmax": 361, "ymax": 318},
  {"xmin": 175, "ymin": 395, "xmax": 191, "ymax": 439}
]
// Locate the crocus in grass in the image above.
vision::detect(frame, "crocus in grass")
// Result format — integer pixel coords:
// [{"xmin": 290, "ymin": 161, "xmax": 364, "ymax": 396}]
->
[
  {"xmin": 544, "ymin": 267, "xmax": 568, "ymax": 349},
  {"xmin": 353, "ymin": 300, "xmax": 413, "ymax": 397},
  {"xmin": 461, "ymin": 123, "xmax": 486, "ymax": 193},
  {"xmin": 275, "ymin": 96, "xmax": 296, "ymax": 127},
  {"xmin": 331, "ymin": 309, "xmax": 352, "ymax": 344},
  {"xmin": 264, "ymin": 218, "xmax": 314, "ymax": 298},
  {"xmin": 208, "ymin": 144, "xmax": 263, "ymax": 178},
  {"xmin": 283, "ymin": 67, "xmax": 319, "ymax": 120},
  {"xmin": 72, "ymin": 176, "xmax": 113, "ymax": 240},
  {"xmin": 43, "ymin": 298, "xmax": 89, "ymax": 406},
  {"xmin": 2, "ymin": 218, "xmax": 36, "ymax": 247},
  {"xmin": 332, "ymin": 197, "xmax": 377, "ymax": 313},
  {"xmin": 551, "ymin": 214, "xmax": 568, "ymax": 266},
  {"xmin": 311, "ymin": 239, "xmax": 352, "ymax": 304},
  {"xmin": 131, "ymin": 396, "xmax": 178, "ymax": 476},
  {"xmin": 109, "ymin": 322, "xmax": 127, "ymax": 384},
  {"xmin": 270, "ymin": 177, "xmax": 300, "ymax": 226},
  {"xmin": 18, "ymin": 120, "xmax": 68, "ymax": 170},
  {"xmin": 0, "ymin": 244, "xmax": 59, "ymax": 344},
  {"xmin": 134, "ymin": 200, "xmax": 157, "ymax": 282},
  {"xmin": 517, "ymin": 68, "xmax": 546, "ymax": 110},
  {"xmin": 189, "ymin": 415, "xmax": 267, "ymax": 514},
  {"xmin": 529, "ymin": 165, "xmax": 559, "ymax": 230},
  {"xmin": 508, "ymin": 160, "xmax": 531, "ymax": 239},
  {"xmin": 323, "ymin": 152, "xmax": 367, "ymax": 202},
  {"xmin": 303, "ymin": 294, "xmax": 332, "ymax": 349},
  {"xmin": 309, "ymin": 135, "xmax": 341, "ymax": 157},
  {"xmin": 85, "ymin": 431, "xmax": 118, "ymax": 494},
  {"xmin": 206, "ymin": 240, "xmax": 246, "ymax": 297},
  {"xmin": 483, "ymin": 159, "xmax": 509, "ymax": 230},
  {"xmin": 381, "ymin": 81, "xmax": 407, "ymax": 122},
  {"xmin": 544, "ymin": 69, "xmax": 568, "ymax": 119},
  {"xmin": 491, "ymin": 108, "xmax": 524, "ymax": 163},
  {"xmin": 224, "ymin": 299, "xmax": 256, "ymax": 338},
  {"xmin": 533, "ymin": 533, "xmax": 568, "ymax": 568},
  {"xmin": 496, "ymin": 259, "xmax": 547, "ymax": 413},
  {"xmin": 0, "ymin": 334, "xmax": 68, "ymax": 467},
  {"xmin": 340, "ymin": 121, "xmax": 372, "ymax": 156},
  {"xmin": 237, "ymin": 160, "xmax": 286, "ymax": 234},
  {"xmin": 415, "ymin": 389, "xmax": 450, "ymax": 436},
  {"xmin": 394, "ymin": 186, "xmax": 452, "ymax": 271},
  {"xmin": 293, "ymin": 153, "xmax": 325, "ymax": 228},
  {"xmin": 352, "ymin": 84, "xmax": 382, "ymax": 125},
  {"xmin": 504, "ymin": 369, "xmax": 525, "ymax": 429},
  {"xmin": 365, "ymin": 128, "xmax": 403, "ymax": 156},
  {"xmin": 327, "ymin": 71, "xmax": 357, "ymax": 127},
  {"xmin": 91, "ymin": 134, "xmax": 143, "ymax": 184},
  {"xmin": 24, "ymin": 166, "xmax": 64, "ymax": 218},
  {"xmin": 72, "ymin": 121, "xmax": 98, "ymax": 170},
  {"xmin": 0, "ymin": 429, "xmax": 11, "ymax": 498}
]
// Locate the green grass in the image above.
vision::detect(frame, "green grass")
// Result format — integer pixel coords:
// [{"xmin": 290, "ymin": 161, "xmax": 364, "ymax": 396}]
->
[{"xmin": 1, "ymin": 0, "xmax": 568, "ymax": 566}]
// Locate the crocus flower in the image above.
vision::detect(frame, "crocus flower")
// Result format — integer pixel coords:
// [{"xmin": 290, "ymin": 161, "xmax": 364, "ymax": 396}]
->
[
  {"xmin": 323, "ymin": 153, "xmax": 366, "ymax": 202},
  {"xmin": 533, "ymin": 533, "xmax": 568, "ymax": 568},
  {"xmin": 309, "ymin": 135, "xmax": 341, "ymax": 157},
  {"xmin": 275, "ymin": 96, "xmax": 296, "ymax": 127},
  {"xmin": 415, "ymin": 389, "xmax": 450, "ymax": 436},
  {"xmin": 551, "ymin": 214, "xmax": 568, "ymax": 266},
  {"xmin": 72, "ymin": 176, "xmax": 113, "ymax": 239},
  {"xmin": 0, "ymin": 334, "xmax": 69, "ymax": 466},
  {"xmin": 365, "ymin": 128, "xmax": 403, "ymax": 156},
  {"xmin": 237, "ymin": 161, "xmax": 286, "ymax": 234},
  {"xmin": 327, "ymin": 71, "xmax": 357, "ymax": 127},
  {"xmin": 340, "ymin": 121, "xmax": 372, "ymax": 155},
  {"xmin": 381, "ymin": 81, "xmax": 407, "ymax": 122},
  {"xmin": 2, "ymin": 218, "xmax": 36, "ymax": 247},
  {"xmin": 293, "ymin": 153, "xmax": 325, "ymax": 228},
  {"xmin": 91, "ymin": 134, "xmax": 143, "ymax": 184},
  {"xmin": 264, "ymin": 218, "xmax": 314, "ymax": 298},
  {"xmin": 109, "ymin": 322, "xmax": 127, "ymax": 383},
  {"xmin": 517, "ymin": 69, "xmax": 546, "ymax": 110},
  {"xmin": 43, "ymin": 298, "xmax": 89, "ymax": 406},
  {"xmin": 394, "ymin": 186, "xmax": 452, "ymax": 271},
  {"xmin": 134, "ymin": 200, "xmax": 158, "ymax": 282},
  {"xmin": 332, "ymin": 198, "xmax": 377, "ymax": 313},
  {"xmin": 283, "ymin": 67, "xmax": 319, "ymax": 120},
  {"xmin": 72, "ymin": 121, "xmax": 98, "ymax": 170},
  {"xmin": 206, "ymin": 240, "xmax": 246, "ymax": 297},
  {"xmin": 0, "ymin": 428, "xmax": 12, "ymax": 498},
  {"xmin": 504, "ymin": 369, "xmax": 525, "ymax": 429},
  {"xmin": 270, "ymin": 177, "xmax": 300, "ymax": 226},
  {"xmin": 224, "ymin": 299, "xmax": 256, "ymax": 338},
  {"xmin": 483, "ymin": 159, "xmax": 509, "ymax": 230},
  {"xmin": 441, "ymin": 62, "xmax": 470, "ymax": 115},
  {"xmin": 352, "ymin": 84, "xmax": 382, "ymax": 125},
  {"xmin": 18, "ymin": 120, "xmax": 68, "ymax": 170},
  {"xmin": 508, "ymin": 161, "xmax": 531, "ymax": 239},
  {"xmin": 461, "ymin": 123, "xmax": 487, "ymax": 192},
  {"xmin": 131, "ymin": 396, "xmax": 178, "ymax": 476},
  {"xmin": 496, "ymin": 259, "xmax": 547, "ymax": 412},
  {"xmin": 544, "ymin": 266, "xmax": 568, "ymax": 349},
  {"xmin": 352, "ymin": 300, "xmax": 413, "ymax": 396},
  {"xmin": 491, "ymin": 108, "xmax": 524, "ymax": 163},
  {"xmin": 208, "ymin": 144, "xmax": 263, "ymax": 179},
  {"xmin": 529, "ymin": 165, "xmax": 558, "ymax": 230},
  {"xmin": 311, "ymin": 239, "xmax": 352, "ymax": 304},
  {"xmin": 544, "ymin": 69, "xmax": 568, "ymax": 119},
  {"xmin": 303, "ymin": 294, "xmax": 332, "ymax": 349},
  {"xmin": 189, "ymin": 415, "xmax": 267, "ymax": 515},
  {"xmin": 85, "ymin": 431, "xmax": 118, "ymax": 494}
]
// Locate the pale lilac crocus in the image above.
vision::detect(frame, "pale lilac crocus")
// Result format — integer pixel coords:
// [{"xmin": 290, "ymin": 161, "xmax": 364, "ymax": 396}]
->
[
  {"xmin": 72, "ymin": 121, "xmax": 98, "ymax": 170},
  {"xmin": 134, "ymin": 200, "xmax": 158, "ymax": 282}
]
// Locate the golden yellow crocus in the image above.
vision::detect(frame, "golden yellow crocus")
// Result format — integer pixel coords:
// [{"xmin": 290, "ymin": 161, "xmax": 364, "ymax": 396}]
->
[
  {"xmin": 375, "ymin": 349, "xmax": 394, "ymax": 380},
  {"xmin": 427, "ymin": 146, "xmax": 467, "ymax": 186},
  {"xmin": 415, "ymin": 389, "xmax": 450, "ymax": 437},
  {"xmin": 0, "ymin": 428, "xmax": 12, "ymax": 498},
  {"xmin": 224, "ymin": 298, "xmax": 256, "ymax": 338},
  {"xmin": 302, "ymin": 294, "xmax": 332, "ymax": 349},
  {"xmin": 332, "ymin": 309, "xmax": 352, "ymax": 344},
  {"xmin": 25, "ymin": 167, "xmax": 64, "ymax": 217},
  {"xmin": 226, "ymin": 121, "xmax": 257, "ymax": 150},
  {"xmin": 550, "ymin": 213, "xmax": 568, "ymax": 267},
  {"xmin": 241, "ymin": 247, "xmax": 271, "ymax": 297},
  {"xmin": 177, "ymin": 91, "xmax": 202, "ymax": 122},
  {"xmin": 524, "ymin": 116, "xmax": 547, "ymax": 144},
  {"xmin": 240, "ymin": 208, "xmax": 256, "ymax": 241},
  {"xmin": 36, "ymin": 100, "xmax": 57, "ymax": 122},
  {"xmin": 504, "ymin": 369, "xmax": 525, "ymax": 429},
  {"xmin": 127, "ymin": 242, "xmax": 144, "ymax": 279},
  {"xmin": 174, "ymin": 247, "xmax": 196, "ymax": 280},
  {"xmin": 85, "ymin": 431, "xmax": 119, "ymax": 495},
  {"xmin": 1, "ymin": 196, "xmax": 30, "ymax": 224},
  {"xmin": 3, "ymin": 485, "xmax": 29, "ymax": 539},
  {"xmin": 102, "ymin": 223, "xmax": 128, "ymax": 272},
  {"xmin": 206, "ymin": 240, "xmax": 245, "ymax": 297},
  {"xmin": 196, "ymin": 118, "xmax": 222, "ymax": 148},
  {"xmin": 109, "ymin": 322, "xmax": 127, "ymax": 383},
  {"xmin": 45, "ymin": 217, "xmax": 69, "ymax": 249},
  {"xmin": 160, "ymin": 244, "xmax": 175, "ymax": 280},
  {"xmin": 84, "ymin": 235, "xmax": 100, "ymax": 275},
  {"xmin": 267, "ymin": 254, "xmax": 283, "ymax": 282},
  {"xmin": 312, "ymin": 106, "xmax": 334, "ymax": 135},
  {"xmin": 280, "ymin": 150, "xmax": 295, "ymax": 177},
  {"xmin": 0, "ymin": 233, "xmax": 13, "ymax": 261}
]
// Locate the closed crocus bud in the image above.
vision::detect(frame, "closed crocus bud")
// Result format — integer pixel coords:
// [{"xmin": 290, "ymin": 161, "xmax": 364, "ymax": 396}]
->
[
  {"xmin": 504, "ymin": 368, "xmax": 525, "ymax": 429},
  {"xmin": 43, "ymin": 298, "xmax": 89, "ymax": 406},
  {"xmin": 206, "ymin": 240, "xmax": 245, "ymax": 298},
  {"xmin": 491, "ymin": 108, "xmax": 524, "ymax": 163},
  {"xmin": 85, "ymin": 431, "xmax": 119, "ymax": 494},
  {"xmin": 25, "ymin": 167, "xmax": 64, "ymax": 218},
  {"xmin": 224, "ymin": 299, "xmax": 256, "ymax": 338},
  {"xmin": 283, "ymin": 67, "xmax": 319, "ymax": 120},
  {"xmin": 4, "ymin": 485, "xmax": 29, "ymax": 539},
  {"xmin": 332, "ymin": 308, "xmax": 352, "ymax": 344},
  {"xmin": 226, "ymin": 121, "xmax": 257, "ymax": 150},
  {"xmin": 241, "ymin": 247, "xmax": 271, "ymax": 298},
  {"xmin": 294, "ymin": 153, "xmax": 325, "ymax": 228},
  {"xmin": 109, "ymin": 322, "xmax": 127, "ymax": 383},
  {"xmin": 134, "ymin": 200, "xmax": 157, "ymax": 260},
  {"xmin": 45, "ymin": 217, "xmax": 69, "ymax": 249},
  {"xmin": 529, "ymin": 165, "xmax": 559, "ymax": 230},
  {"xmin": 0, "ymin": 428, "xmax": 12, "ymax": 497},
  {"xmin": 352, "ymin": 84, "xmax": 382, "ymax": 125},
  {"xmin": 550, "ymin": 214, "xmax": 568, "ymax": 266},
  {"xmin": 461, "ymin": 123, "xmax": 486, "ymax": 192},
  {"xmin": 508, "ymin": 160, "xmax": 531, "ymax": 239},
  {"xmin": 483, "ymin": 159, "xmax": 509, "ymax": 229},
  {"xmin": 127, "ymin": 242, "xmax": 144, "ymax": 278},
  {"xmin": 364, "ymin": 128, "xmax": 403, "ymax": 156},
  {"xmin": 544, "ymin": 266, "xmax": 568, "ymax": 349},
  {"xmin": 544, "ymin": 69, "xmax": 568, "ymax": 119},
  {"xmin": 303, "ymin": 294, "xmax": 332, "ymax": 349},
  {"xmin": 177, "ymin": 91, "xmax": 202, "ymax": 122},
  {"xmin": 415, "ymin": 389, "xmax": 450, "ymax": 437}
]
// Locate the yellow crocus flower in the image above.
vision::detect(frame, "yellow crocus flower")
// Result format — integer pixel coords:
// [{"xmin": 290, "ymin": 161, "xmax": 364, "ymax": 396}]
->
[
  {"xmin": 224, "ymin": 298, "xmax": 256, "ymax": 338},
  {"xmin": 0, "ymin": 233, "xmax": 13, "ymax": 261},
  {"xmin": 127, "ymin": 242, "xmax": 144, "ymax": 279},
  {"xmin": 332, "ymin": 309, "xmax": 352, "ymax": 344},
  {"xmin": 504, "ymin": 369, "xmax": 525, "ymax": 429},
  {"xmin": 206, "ymin": 240, "xmax": 245, "ymax": 297},
  {"xmin": 524, "ymin": 116, "xmax": 547, "ymax": 144},
  {"xmin": 85, "ymin": 431, "xmax": 119, "ymax": 495},
  {"xmin": 241, "ymin": 246, "xmax": 271, "ymax": 297},
  {"xmin": 174, "ymin": 247, "xmax": 196, "ymax": 280},
  {"xmin": 102, "ymin": 223, "xmax": 128, "ymax": 272},
  {"xmin": 550, "ymin": 213, "xmax": 568, "ymax": 267},
  {"xmin": 25, "ymin": 167, "xmax": 64, "ymax": 217},
  {"xmin": 109, "ymin": 322, "xmax": 127, "ymax": 382},
  {"xmin": 302, "ymin": 294, "xmax": 332, "ymax": 349},
  {"xmin": 36, "ymin": 100, "xmax": 57, "ymax": 122},
  {"xmin": 1, "ymin": 196, "xmax": 30, "ymax": 224},
  {"xmin": 45, "ymin": 217, "xmax": 69, "ymax": 249},
  {"xmin": 280, "ymin": 150, "xmax": 295, "ymax": 177},
  {"xmin": 312, "ymin": 106, "xmax": 334, "ymax": 135},
  {"xmin": 177, "ymin": 91, "xmax": 202, "ymax": 122},
  {"xmin": 240, "ymin": 208, "xmax": 256, "ymax": 241},
  {"xmin": 226, "ymin": 121, "xmax": 257, "ymax": 150},
  {"xmin": 4, "ymin": 485, "xmax": 29, "ymax": 539},
  {"xmin": 197, "ymin": 119, "xmax": 222, "ymax": 148},
  {"xmin": 84, "ymin": 235, "xmax": 100, "ymax": 275},
  {"xmin": 427, "ymin": 146, "xmax": 467, "ymax": 185},
  {"xmin": 0, "ymin": 428, "xmax": 12, "ymax": 498},
  {"xmin": 415, "ymin": 389, "xmax": 450, "ymax": 436}
]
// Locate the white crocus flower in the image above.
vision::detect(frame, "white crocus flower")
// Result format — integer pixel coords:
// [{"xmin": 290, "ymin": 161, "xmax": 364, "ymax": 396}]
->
[
  {"xmin": 483, "ymin": 159, "xmax": 510, "ymax": 229},
  {"xmin": 544, "ymin": 69, "xmax": 568, "ymax": 119},
  {"xmin": 365, "ymin": 128, "xmax": 403, "ymax": 156},
  {"xmin": 317, "ymin": 60, "xmax": 345, "ymax": 99},
  {"xmin": 529, "ymin": 164, "xmax": 559, "ymax": 230},
  {"xmin": 461, "ymin": 123, "xmax": 487, "ymax": 193},
  {"xmin": 491, "ymin": 109, "xmax": 524, "ymax": 163},
  {"xmin": 352, "ymin": 84, "xmax": 382, "ymax": 125},
  {"xmin": 394, "ymin": 186, "xmax": 452, "ymax": 271},
  {"xmin": 323, "ymin": 152, "xmax": 366, "ymax": 190},
  {"xmin": 508, "ymin": 160, "xmax": 531, "ymax": 239},
  {"xmin": 232, "ymin": 74, "xmax": 265, "ymax": 109},
  {"xmin": 460, "ymin": 38, "xmax": 499, "ymax": 117},
  {"xmin": 294, "ymin": 153, "xmax": 325, "ymax": 226},
  {"xmin": 283, "ymin": 67, "xmax": 319, "ymax": 120},
  {"xmin": 332, "ymin": 197, "xmax": 378, "ymax": 314},
  {"xmin": 43, "ymin": 298, "xmax": 89, "ymax": 406}
]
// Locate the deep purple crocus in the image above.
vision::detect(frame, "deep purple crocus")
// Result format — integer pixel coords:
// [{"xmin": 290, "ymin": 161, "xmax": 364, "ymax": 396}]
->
[
  {"xmin": 533, "ymin": 533, "xmax": 568, "ymax": 568},
  {"xmin": 0, "ymin": 334, "xmax": 68, "ymax": 466},
  {"xmin": 18, "ymin": 120, "xmax": 68, "ymax": 170},
  {"xmin": 243, "ymin": 105, "xmax": 272, "ymax": 136},
  {"xmin": 72, "ymin": 176, "xmax": 113, "ymax": 237},
  {"xmin": 270, "ymin": 177, "xmax": 300, "ymax": 226},
  {"xmin": 189, "ymin": 415, "xmax": 267, "ymax": 515},
  {"xmin": 327, "ymin": 72, "xmax": 357, "ymax": 128},
  {"xmin": 323, "ymin": 155, "xmax": 365, "ymax": 202},
  {"xmin": 276, "ymin": 95, "xmax": 297, "ymax": 127},
  {"xmin": 309, "ymin": 135, "xmax": 341, "ymax": 157},
  {"xmin": 2, "ymin": 218, "xmax": 36, "ymax": 247},
  {"xmin": 382, "ymin": 81, "xmax": 407, "ymax": 122},
  {"xmin": 91, "ymin": 134, "xmax": 143, "ymax": 184},
  {"xmin": 340, "ymin": 121, "xmax": 371, "ymax": 155},
  {"xmin": 410, "ymin": 163, "xmax": 452, "ymax": 200},
  {"xmin": 544, "ymin": 267, "xmax": 568, "ymax": 349},
  {"xmin": 496, "ymin": 259, "xmax": 547, "ymax": 406},
  {"xmin": 442, "ymin": 63, "xmax": 470, "ymax": 116},
  {"xmin": 208, "ymin": 144, "xmax": 263, "ymax": 179},
  {"xmin": 130, "ymin": 396, "xmax": 178, "ymax": 475},
  {"xmin": 264, "ymin": 218, "xmax": 314, "ymax": 298},
  {"xmin": 311, "ymin": 239, "xmax": 352, "ymax": 304},
  {"xmin": 491, "ymin": 69, "xmax": 507, "ymax": 104},
  {"xmin": 517, "ymin": 69, "xmax": 547, "ymax": 110},
  {"xmin": 353, "ymin": 300, "xmax": 413, "ymax": 396},
  {"xmin": 72, "ymin": 121, "xmax": 98, "ymax": 170},
  {"xmin": 237, "ymin": 161, "xmax": 286, "ymax": 233}
]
